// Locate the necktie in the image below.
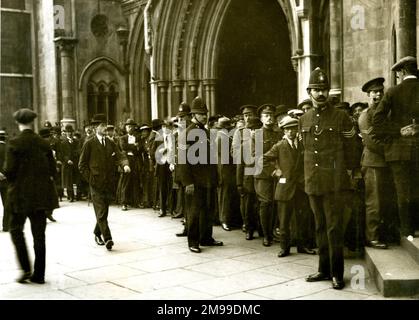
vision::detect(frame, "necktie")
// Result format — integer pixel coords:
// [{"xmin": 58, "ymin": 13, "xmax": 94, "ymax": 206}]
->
[{"xmin": 102, "ymin": 137, "xmax": 106, "ymax": 147}]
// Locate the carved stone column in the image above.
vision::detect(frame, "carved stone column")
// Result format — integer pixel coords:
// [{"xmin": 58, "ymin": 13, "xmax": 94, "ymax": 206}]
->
[
  {"xmin": 188, "ymin": 80, "xmax": 200, "ymax": 103},
  {"xmin": 55, "ymin": 37, "xmax": 78, "ymax": 128},
  {"xmin": 157, "ymin": 80, "xmax": 169, "ymax": 119},
  {"xmin": 203, "ymin": 79, "xmax": 216, "ymax": 115},
  {"xmin": 172, "ymin": 80, "xmax": 185, "ymax": 114},
  {"xmin": 398, "ymin": 0, "xmax": 416, "ymax": 58},
  {"xmin": 329, "ymin": 0, "xmax": 343, "ymax": 100}
]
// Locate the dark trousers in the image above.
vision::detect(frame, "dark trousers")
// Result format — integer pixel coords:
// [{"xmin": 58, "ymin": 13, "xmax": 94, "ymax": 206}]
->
[
  {"xmin": 156, "ymin": 163, "xmax": 171, "ymax": 213},
  {"xmin": 278, "ymin": 189, "xmax": 312, "ymax": 250},
  {"xmin": 218, "ymin": 182, "xmax": 241, "ymax": 226},
  {"xmin": 187, "ymin": 186, "xmax": 216, "ymax": 247},
  {"xmin": 389, "ymin": 161, "xmax": 419, "ymax": 236},
  {"xmin": 90, "ymin": 186, "xmax": 112, "ymax": 241},
  {"xmin": 363, "ymin": 166, "xmax": 394, "ymax": 241},
  {"xmin": 242, "ymin": 192, "xmax": 259, "ymax": 233},
  {"xmin": 255, "ymin": 179, "xmax": 275, "ymax": 240},
  {"xmin": 10, "ymin": 210, "xmax": 47, "ymax": 278},
  {"xmin": 309, "ymin": 193, "xmax": 344, "ymax": 280},
  {"xmin": 1, "ymin": 185, "xmax": 11, "ymax": 231},
  {"xmin": 63, "ymin": 165, "xmax": 74, "ymax": 200}
]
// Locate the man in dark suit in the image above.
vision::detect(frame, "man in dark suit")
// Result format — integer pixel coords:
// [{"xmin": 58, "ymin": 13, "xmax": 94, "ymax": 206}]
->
[
  {"xmin": 372, "ymin": 56, "xmax": 419, "ymax": 240},
  {"xmin": 79, "ymin": 114, "xmax": 130, "ymax": 251},
  {"xmin": 1, "ymin": 108, "xmax": 57, "ymax": 284},
  {"xmin": 177, "ymin": 96, "xmax": 223, "ymax": 253},
  {"xmin": 0, "ymin": 129, "xmax": 11, "ymax": 231},
  {"xmin": 61, "ymin": 124, "xmax": 77, "ymax": 202},
  {"xmin": 300, "ymin": 68, "xmax": 359, "ymax": 290},
  {"xmin": 263, "ymin": 116, "xmax": 316, "ymax": 257}
]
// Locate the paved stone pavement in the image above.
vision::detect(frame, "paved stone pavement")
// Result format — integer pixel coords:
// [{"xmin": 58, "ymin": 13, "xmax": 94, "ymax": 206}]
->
[{"xmin": 0, "ymin": 200, "xmax": 418, "ymax": 300}]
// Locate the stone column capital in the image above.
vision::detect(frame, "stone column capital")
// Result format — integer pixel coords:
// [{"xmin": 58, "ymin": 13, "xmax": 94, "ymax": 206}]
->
[
  {"xmin": 54, "ymin": 37, "xmax": 78, "ymax": 53},
  {"xmin": 202, "ymin": 79, "xmax": 217, "ymax": 87},
  {"xmin": 172, "ymin": 80, "xmax": 185, "ymax": 89}
]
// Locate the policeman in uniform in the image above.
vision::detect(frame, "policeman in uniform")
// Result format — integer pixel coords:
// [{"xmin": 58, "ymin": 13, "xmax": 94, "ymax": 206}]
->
[
  {"xmin": 254, "ymin": 104, "xmax": 282, "ymax": 246},
  {"xmin": 177, "ymin": 97, "xmax": 223, "ymax": 253},
  {"xmin": 372, "ymin": 56, "xmax": 419, "ymax": 239},
  {"xmin": 300, "ymin": 68, "xmax": 358, "ymax": 290}
]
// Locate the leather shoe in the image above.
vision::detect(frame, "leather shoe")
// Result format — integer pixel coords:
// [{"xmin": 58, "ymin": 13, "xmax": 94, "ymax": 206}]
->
[
  {"xmin": 158, "ymin": 211, "xmax": 167, "ymax": 217},
  {"xmin": 297, "ymin": 246, "xmax": 316, "ymax": 255},
  {"xmin": 105, "ymin": 239, "xmax": 114, "ymax": 251},
  {"xmin": 47, "ymin": 214, "xmax": 56, "ymax": 222},
  {"xmin": 95, "ymin": 235, "xmax": 105, "ymax": 246},
  {"xmin": 332, "ymin": 277, "xmax": 345, "ymax": 290},
  {"xmin": 278, "ymin": 248, "xmax": 290, "ymax": 257},
  {"xmin": 30, "ymin": 276, "xmax": 45, "ymax": 284},
  {"xmin": 189, "ymin": 246, "xmax": 201, "ymax": 253},
  {"xmin": 366, "ymin": 240, "xmax": 387, "ymax": 249},
  {"xmin": 221, "ymin": 223, "xmax": 231, "ymax": 231},
  {"xmin": 176, "ymin": 230, "xmax": 187, "ymax": 237},
  {"xmin": 17, "ymin": 271, "xmax": 31, "ymax": 284},
  {"xmin": 305, "ymin": 272, "xmax": 331, "ymax": 282},
  {"xmin": 263, "ymin": 238, "xmax": 273, "ymax": 247},
  {"xmin": 245, "ymin": 231, "xmax": 254, "ymax": 240},
  {"xmin": 201, "ymin": 240, "xmax": 223, "ymax": 246}
]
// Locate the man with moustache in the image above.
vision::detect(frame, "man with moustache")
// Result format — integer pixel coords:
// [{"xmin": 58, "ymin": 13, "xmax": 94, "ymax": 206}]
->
[{"xmin": 300, "ymin": 68, "xmax": 358, "ymax": 290}]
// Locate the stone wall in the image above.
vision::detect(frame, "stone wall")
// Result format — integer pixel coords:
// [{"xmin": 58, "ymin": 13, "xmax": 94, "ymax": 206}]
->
[{"xmin": 342, "ymin": 0, "xmax": 393, "ymax": 104}]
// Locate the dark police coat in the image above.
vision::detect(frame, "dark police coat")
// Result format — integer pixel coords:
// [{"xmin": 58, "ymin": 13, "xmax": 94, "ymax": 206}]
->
[
  {"xmin": 176, "ymin": 122, "xmax": 218, "ymax": 188},
  {"xmin": 372, "ymin": 77, "xmax": 419, "ymax": 162},
  {"xmin": 3, "ymin": 129, "xmax": 57, "ymax": 213},
  {"xmin": 299, "ymin": 103, "xmax": 358, "ymax": 195}
]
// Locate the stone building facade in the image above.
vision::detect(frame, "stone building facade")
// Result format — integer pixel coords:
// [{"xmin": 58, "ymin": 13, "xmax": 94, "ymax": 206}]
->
[{"xmin": 0, "ymin": 0, "xmax": 418, "ymax": 134}]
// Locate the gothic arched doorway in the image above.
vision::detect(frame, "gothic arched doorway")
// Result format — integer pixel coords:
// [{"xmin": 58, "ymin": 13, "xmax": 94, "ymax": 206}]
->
[{"xmin": 216, "ymin": 0, "xmax": 297, "ymax": 115}]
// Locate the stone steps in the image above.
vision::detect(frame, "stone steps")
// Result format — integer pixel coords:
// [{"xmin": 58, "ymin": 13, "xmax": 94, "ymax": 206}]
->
[{"xmin": 366, "ymin": 238, "xmax": 419, "ymax": 297}]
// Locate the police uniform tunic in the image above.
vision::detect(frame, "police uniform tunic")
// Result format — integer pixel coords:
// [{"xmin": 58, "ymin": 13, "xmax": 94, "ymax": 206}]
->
[{"xmin": 299, "ymin": 103, "xmax": 357, "ymax": 279}]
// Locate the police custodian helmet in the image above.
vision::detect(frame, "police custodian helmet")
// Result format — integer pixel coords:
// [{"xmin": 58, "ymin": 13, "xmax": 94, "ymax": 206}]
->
[{"xmin": 307, "ymin": 67, "xmax": 330, "ymax": 90}]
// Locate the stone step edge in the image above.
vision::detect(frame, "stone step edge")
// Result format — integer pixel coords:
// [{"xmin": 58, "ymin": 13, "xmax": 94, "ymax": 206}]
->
[{"xmin": 365, "ymin": 247, "xmax": 419, "ymax": 297}]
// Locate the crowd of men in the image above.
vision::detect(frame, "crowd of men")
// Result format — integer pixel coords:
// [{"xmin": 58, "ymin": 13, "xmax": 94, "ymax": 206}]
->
[{"xmin": 0, "ymin": 55, "xmax": 418, "ymax": 290}]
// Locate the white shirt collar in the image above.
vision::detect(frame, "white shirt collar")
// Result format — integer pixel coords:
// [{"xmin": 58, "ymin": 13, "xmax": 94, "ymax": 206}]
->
[
  {"xmin": 96, "ymin": 133, "xmax": 105, "ymax": 142},
  {"xmin": 284, "ymin": 135, "xmax": 297, "ymax": 148}
]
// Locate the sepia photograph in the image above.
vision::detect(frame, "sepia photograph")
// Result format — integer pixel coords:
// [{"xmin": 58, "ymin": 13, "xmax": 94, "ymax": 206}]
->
[{"xmin": 0, "ymin": 0, "xmax": 418, "ymax": 309}]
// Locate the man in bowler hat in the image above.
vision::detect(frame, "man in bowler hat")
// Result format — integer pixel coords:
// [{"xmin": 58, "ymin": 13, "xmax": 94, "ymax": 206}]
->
[{"xmin": 79, "ymin": 114, "xmax": 130, "ymax": 251}]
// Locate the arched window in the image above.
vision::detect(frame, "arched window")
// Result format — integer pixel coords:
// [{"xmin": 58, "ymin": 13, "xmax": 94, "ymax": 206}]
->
[
  {"xmin": 97, "ymin": 84, "xmax": 107, "ymax": 115},
  {"xmin": 108, "ymin": 85, "xmax": 117, "ymax": 125}
]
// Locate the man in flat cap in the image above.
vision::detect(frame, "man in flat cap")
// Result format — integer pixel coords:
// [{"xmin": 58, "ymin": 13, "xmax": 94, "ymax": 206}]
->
[
  {"xmin": 176, "ymin": 97, "xmax": 223, "ymax": 253},
  {"xmin": 300, "ymin": 68, "xmax": 359, "ymax": 290},
  {"xmin": 254, "ymin": 104, "xmax": 282, "ymax": 247},
  {"xmin": 79, "ymin": 114, "xmax": 130, "ymax": 251},
  {"xmin": 372, "ymin": 56, "xmax": 419, "ymax": 241},
  {"xmin": 263, "ymin": 116, "xmax": 315, "ymax": 258},
  {"xmin": 1, "ymin": 108, "xmax": 57, "ymax": 284},
  {"xmin": 358, "ymin": 77, "xmax": 397, "ymax": 249}
]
